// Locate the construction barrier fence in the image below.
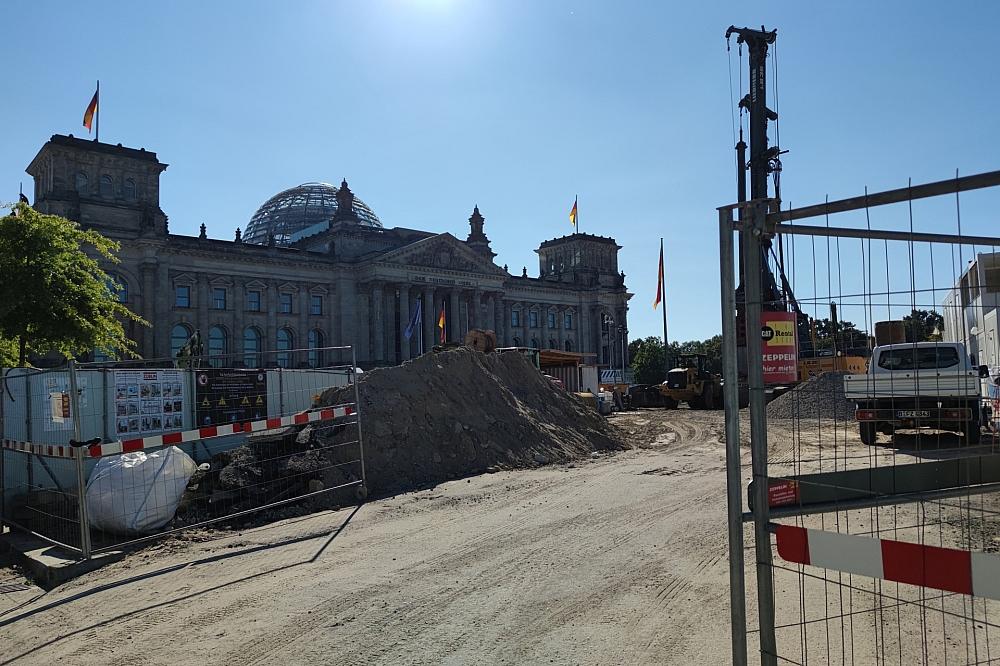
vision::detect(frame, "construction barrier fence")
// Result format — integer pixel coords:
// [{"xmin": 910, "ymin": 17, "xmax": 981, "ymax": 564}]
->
[
  {"xmin": 1, "ymin": 345, "xmax": 365, "ymax": 558},
  {"xmin": 721, "ymin": 172, "xmax": 1000, "ymax": 665}
]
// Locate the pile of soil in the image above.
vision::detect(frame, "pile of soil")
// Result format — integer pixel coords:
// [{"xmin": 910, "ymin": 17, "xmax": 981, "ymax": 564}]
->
[
  {"xmin": 767, "ymin": 372, "xmax": 856, "ymax": 421},
  {"xmin": 308, "ymin": 347, "xmax": 626, "ymax": 495}
]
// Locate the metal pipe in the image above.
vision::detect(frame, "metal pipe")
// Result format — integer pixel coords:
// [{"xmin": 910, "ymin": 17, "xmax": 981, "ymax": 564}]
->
[
  {"xmin": 743, "ymin": 202, "xmax": 778, "ymax": 665},
  {"xmin": 745, "ymin": 480, "xmax": 1000, "ymax": 522},
  {"xmin": 719, "ymin": 207, "xmax": 748, "ymax": 666},
  {"xmin": 68, "ymin": 361, "xmax": 92, "ymax": 559},
  {"xmin": 774, "ymin": 222, "xmax": 1000, "ymax": 247},
  {"xmin": 769, "ymin": 170, "xmax": 1000, "ymax": 223},
  {"xmin": 352, "ymin": 345, "xmax": 368, "ymax": 495}
]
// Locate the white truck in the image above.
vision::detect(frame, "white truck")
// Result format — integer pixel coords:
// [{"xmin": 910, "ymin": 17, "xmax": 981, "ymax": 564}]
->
[{"xmin": 843, "ymin": 342, "xmax": 989, "ymax": 446}]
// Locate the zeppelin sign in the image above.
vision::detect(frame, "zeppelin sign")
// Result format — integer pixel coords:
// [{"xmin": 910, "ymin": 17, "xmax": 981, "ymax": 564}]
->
[{"xmin": 761, "ymin": 312, "xmax": 798, "ymax": 384}]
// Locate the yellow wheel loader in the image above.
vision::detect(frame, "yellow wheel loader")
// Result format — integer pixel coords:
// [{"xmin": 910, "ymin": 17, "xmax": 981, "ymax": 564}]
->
[{"xmin": 658, "ymin": 353, "xmax": 724, "ymax": 410}]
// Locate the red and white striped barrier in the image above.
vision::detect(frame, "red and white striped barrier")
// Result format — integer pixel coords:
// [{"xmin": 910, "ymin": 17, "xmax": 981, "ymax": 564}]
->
[
  {"xmin": 1, "ymin": 439, "xmax": 76, "ymax": 459},
  {"xmin": 776, "ymin": 524, "xmax": 1000, "ymax": 600},
  {"xmin": 89, "ymin": 404, "xmax": 356, "ymax": 458},
  {"xmin": 2, "ymin": 405, "xmax": 355, "ymax": 460}
]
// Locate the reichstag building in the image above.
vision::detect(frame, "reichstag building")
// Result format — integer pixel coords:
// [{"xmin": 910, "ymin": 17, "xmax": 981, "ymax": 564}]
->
[{"xmin": 24, "ymin": 134, "xmax": 632, "ymax": 369}]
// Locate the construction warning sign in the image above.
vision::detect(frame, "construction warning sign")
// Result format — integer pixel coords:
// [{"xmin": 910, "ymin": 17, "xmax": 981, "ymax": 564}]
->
[
  {"xmin": 195, "ymin": 370, "xmax": 267, "ymax": 426},
  {"xmin": 761, "ymin": 311, "xmax": 798, "ymax": 384}
]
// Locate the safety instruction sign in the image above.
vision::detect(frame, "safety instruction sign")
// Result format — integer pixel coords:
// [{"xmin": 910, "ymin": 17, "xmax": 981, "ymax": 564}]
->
[
  {"xmin": 761, "ymin": 311, "xmax": 798, "ymax": 384},
  {"xmin": 195, "ymin": 370, "xmax": 267, "ymax": 426},
  {"xmin": 113, "ymin": 370, "xmax": 186, "ymax": 435}
]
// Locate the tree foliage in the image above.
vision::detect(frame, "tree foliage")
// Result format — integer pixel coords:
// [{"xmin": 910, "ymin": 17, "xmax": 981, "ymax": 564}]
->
[
  {"xmin": 629, "ymin": 334, "xmax": 724, "ymax": 384},
  {"xmin": 0, "ymin": 203, "xmax": 146, "ymax": 366},
  {"xmin": 903, "ymin": 309, "xmax": 944, "ymax": 342}
]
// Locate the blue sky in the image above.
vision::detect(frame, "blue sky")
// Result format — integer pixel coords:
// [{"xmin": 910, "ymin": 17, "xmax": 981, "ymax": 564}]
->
[{"xmin": 3, "ymin": 1, "xmax": 999, "ymax": 342}]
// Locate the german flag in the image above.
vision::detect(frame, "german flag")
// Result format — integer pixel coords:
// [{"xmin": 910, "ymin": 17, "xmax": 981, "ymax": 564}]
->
[
  {"xmin": 83, "ymin": 87, "xmax": 99, "ymax": 133},
  {"xmin": 437, "ymin": 303, "xmax": 447, "ymax": 343},
  {"xmin": 653, "ymin": 242, "xmax": 664, "ymax": 310},
  {"xmin": 569, "ymin": 197, "xmax": 578, "ymax": 227}
]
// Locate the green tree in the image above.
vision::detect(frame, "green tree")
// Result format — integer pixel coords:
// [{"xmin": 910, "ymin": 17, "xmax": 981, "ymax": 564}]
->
[
  {"xmin": 630, "ymin": 336, "xmax": 667, "ymax": 385},
  {"xmin": 0, "ymin": 203, "xmax": 146, "ymax": 366},
  {"xmin": 903, "ymin": 309, "xmax": 944, "ymax": 342}
]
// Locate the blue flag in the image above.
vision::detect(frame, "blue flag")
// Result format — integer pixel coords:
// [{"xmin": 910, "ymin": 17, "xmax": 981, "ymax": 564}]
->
[{"xmin": 404, "ymin": 298, "xmax": 422, "ymax": 340}]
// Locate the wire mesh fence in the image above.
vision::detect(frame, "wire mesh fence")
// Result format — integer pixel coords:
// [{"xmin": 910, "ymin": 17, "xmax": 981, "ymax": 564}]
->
[
  {"xmin": 1, "ymin": 345, "xmax": 365, "ymax": 558},
  {"xmin": 721, "ymin": 173, "xmax": 1000, "ymax": 664}
]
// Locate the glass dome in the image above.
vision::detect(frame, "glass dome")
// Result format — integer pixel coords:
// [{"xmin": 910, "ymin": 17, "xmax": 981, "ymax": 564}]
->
[{"xmin": 244, "ymin": 182, "xmax": 381, "ymax": 246}]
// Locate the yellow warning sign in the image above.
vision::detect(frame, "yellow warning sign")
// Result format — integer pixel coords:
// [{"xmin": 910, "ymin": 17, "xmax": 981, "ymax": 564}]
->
[
  {"xmin": 201, "ymin": 397, "xmax": 210, "ymax": 407},
  {"xmin": 240, "ymin": 396, "xmax": 250, "ymax": 406},
  {"xmin": 218, "ymin": 397, "xmax": 227, "ymax": 407},
  {"xmin": 255, "ymin": 395, "xmax": 264, "ymax": 406}
]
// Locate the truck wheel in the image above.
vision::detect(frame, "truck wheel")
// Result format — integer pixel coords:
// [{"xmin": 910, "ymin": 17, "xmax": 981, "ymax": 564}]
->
[
  {"xmin": 965, "ymin": 420, "xmax": 982, "ymax": 445},
  {"xmin": 702, "ymin": 384, "xmax": 716, "ymax": 410},
  {"xmin": 859, "ymin": 422, "xmax": 877, "ymax": 446}
]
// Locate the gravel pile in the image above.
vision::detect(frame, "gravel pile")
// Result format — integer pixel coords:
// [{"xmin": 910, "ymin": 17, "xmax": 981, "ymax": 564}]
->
[
  {"xmin": 308, "ymin": 347, "xmax": 626, "ymax": 495},
  {"xmin": 767, "ymin": 372, "xmax": 856, "ymax": 421}
]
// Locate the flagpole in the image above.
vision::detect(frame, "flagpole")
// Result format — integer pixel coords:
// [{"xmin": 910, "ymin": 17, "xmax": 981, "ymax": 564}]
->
[
  {"xmin": 660, "ymin": 237, "xmax": 670, "ymax": 378},
  {"xmin": 576, "ymin": 195, "xmax": 579, "ymax": 234},
  {"xmin": 95, "ymin": 80, "xmax": 100, "ymax": 143}
]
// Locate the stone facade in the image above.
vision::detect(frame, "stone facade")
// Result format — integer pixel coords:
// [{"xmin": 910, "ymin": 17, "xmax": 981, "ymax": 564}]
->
[{"xmin": 25, "ymin": 135, "xmax": 632, "ymax": 369}]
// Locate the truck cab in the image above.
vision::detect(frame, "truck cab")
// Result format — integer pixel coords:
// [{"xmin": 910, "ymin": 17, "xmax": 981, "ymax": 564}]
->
[{"xmin": 843, "ymin": 342, "xmax": 986, "ymax": 445}]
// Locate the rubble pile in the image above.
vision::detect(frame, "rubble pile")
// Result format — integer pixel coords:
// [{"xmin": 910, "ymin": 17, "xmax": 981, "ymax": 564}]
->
[
  {"xmin": 767, "ymin": 372, "xmax": 856, "ymax": 421},
  {"xmin": 308, "ymin": 347, "xmax": 626, "ymax": 494}
]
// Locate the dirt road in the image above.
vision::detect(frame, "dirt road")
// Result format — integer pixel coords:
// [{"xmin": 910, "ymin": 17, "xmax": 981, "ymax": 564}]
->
[{"xmin": 0, "ymin": 409, "xmax": 736, "ymax": 665}]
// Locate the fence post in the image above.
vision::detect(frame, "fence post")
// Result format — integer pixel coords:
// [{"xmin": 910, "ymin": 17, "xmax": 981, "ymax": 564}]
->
[
  {"xmin": 744, "ymin": 201, "xmax": 777, "ymax": 665},
  {"xmin": 69, "ymin": 360, "xmax": 92, "ymax": 559},
  {"xmin": 352, "ymin": 346, "xmax": 367, "ymax": 493},
  {"xmin": 720, "ymin": 207, "xmax": 748, "ymax": 666}
]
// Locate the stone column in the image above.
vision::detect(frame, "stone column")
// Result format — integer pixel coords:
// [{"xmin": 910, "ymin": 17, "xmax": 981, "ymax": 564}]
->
[
  {"xmin": 372, "ymin": 282, "xmax": 385, "ymax": 364},
  {"xmin": 233, "ymin": 278, "xmax": 244, "ymax": 366},
  {"xmin": 266, "ymin": 279, "xmax": 278, "ymax": 361},
  {"xmin": 399, "ymin": 284, "xmax": 411, "ymax": 361},
  {"xmin": 155, "ymin": 263, "xmax": 170, "ymax": 358},
  {"xmin": 449, "ymin": 289, "xmax": 460, "ymax": 343},
  {"xmin": 384, "ymin": 285, "xmax": 398, "ymax": 365},
  {"xmin": 357, "ymin": 288, "xmax": 370, "ymax": 366},
  {"xmin": 557, "ymin": 305, "xmax": 565, "ymax": 351},
  {"xmin": 197, "ymin": 273, "xmax": 210, "ymax": 343},
  {"xmin": 522, "ymin": 301, "xmax": 531, "ymax": 347},
  {"xmin": 485, "ymin": 293, "xmax": 495, "ymax": 335},
  {"xmin": 338, "ymin": 274, "xmax": 356, "ymax": 353},
  {"xmin": 140, "ymin": 260, "xmax": 157, "ymax": 358},
  {"xmin": 473, "ymin": 288, "xmax": 483, "ymax": 330},
  {"xmin": 298, "ymin": 286, "xmax": 309, "ymax": 367},
  {"xmin": 423, "ymin": 285, "xmax": 436, "ymax": 350},
  {"xmin": 542, "ymin": 304, "xmax": 552, "ymax": 350},
  {"xmin": 502, "ymin": 301, "xmax": 511, "ymax": 345}
]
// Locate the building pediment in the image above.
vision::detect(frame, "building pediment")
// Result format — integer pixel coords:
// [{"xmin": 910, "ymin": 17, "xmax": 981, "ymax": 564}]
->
[{"xmin": 377, "ymin": 233, "xmax": 505, "ymax": 276}]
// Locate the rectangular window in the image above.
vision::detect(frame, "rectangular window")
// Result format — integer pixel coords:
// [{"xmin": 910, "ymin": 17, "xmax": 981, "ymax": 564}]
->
[
  {"xmin": 511, "ymin": 310, "xmax": 520, "ymax": 328},
  {"xmin": 986, "ymin": 267, "xmax": 1000, "ymax": 294},
  {"xmin": 310, "ymin": 294, "xmax": 323, "ymax": 316},
  {"xmin": 547, "ymin": 312, "xmax": 556, "ymax": 329},
  {"xmin": 247, "ymin": 290, "xmax": 261, "ymax": 312},
  {"xmin": 564, "ymin": 313, "xmax": 573, "ymax": 330},
  {"xmin": 280, "ymin": 293, "xmax": 293, "ymax": 314},
  {"xmin": 212, "ymin": 287, "xmax": 227, "ymax": 310},
  {"xmin": 175, "ymin": 285, "xmax": 191, "ymax": 308},
  {"xmin": 529, "ymin": 311, "xmax": 538, "ymax": 328}
]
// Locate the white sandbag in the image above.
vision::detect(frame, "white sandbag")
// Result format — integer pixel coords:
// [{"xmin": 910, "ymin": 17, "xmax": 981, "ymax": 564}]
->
[{"xmin": 85, "ymin": 447, "xmax": 197, "ymax": 535}]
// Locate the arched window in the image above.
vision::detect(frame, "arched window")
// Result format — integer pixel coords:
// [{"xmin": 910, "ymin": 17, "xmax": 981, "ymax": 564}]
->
[
  {"xmin": 243, "ymin": 327, "xmax": 261, "ymax": 368},
  {"xmin": 171, "ymin": 324, "xmax": 192, "ymax": 359},
  {"xmin": 106, "ymin": 273, "xmax": 127, "ymax": 303},
  {"xmin": 531, "ymin": 338, "xmax": 539, "ymax": 350},
  {"xmin": 208, "ymin": 326, "xmax": 228, "ymax": 367},
  {"xmin": 124, "ymin": 178, "xmax": 136, "ymax": 200},
  {"xmin": 512, "ymin": 336, "xmax": 521, "ymax": 347},
  {"xmin": 548, "ymin": 339, "xmax": 557, "ymax": 349},
  {"xmin": 565, "ymin": 339, "xmax": 573, "ymax": 352},
  {"xmin": 308, "ymin": 329, "xmax": 324, "ymax": 368},
  {"xmin": 75, "ymin": 172, "xmax": 88, "ymax": 194},
  {"xmin": 100, "ymin": 175, "xmax": 113, "ymax": 197},
  {"xmin": 277, "ymin": 328, "xmax": 294, "ymax": 368}
]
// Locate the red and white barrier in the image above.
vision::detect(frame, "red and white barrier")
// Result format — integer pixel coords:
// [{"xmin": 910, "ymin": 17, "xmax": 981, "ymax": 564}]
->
[
  {"xmin": 776, "ymin": 524, "xmax": 1000, "ymax": 600},
  {"xmin": 2, "ymin": 405, "xmax": 355, "ymax": 460},
  {"xmin": 1, "ymin": 438, "xmax": 76, "ymax": 459}
]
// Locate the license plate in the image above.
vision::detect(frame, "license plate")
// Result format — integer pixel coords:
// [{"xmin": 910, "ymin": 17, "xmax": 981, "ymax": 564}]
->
[{"xmin": 897, "ymin": 410, "xmax": 930, "ymax": 418}]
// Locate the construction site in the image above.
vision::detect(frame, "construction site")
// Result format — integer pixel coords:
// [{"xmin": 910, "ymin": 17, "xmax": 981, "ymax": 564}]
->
[{"xmin": 4, "ymin": 12, "xmax": 1000, "ymax": 666}]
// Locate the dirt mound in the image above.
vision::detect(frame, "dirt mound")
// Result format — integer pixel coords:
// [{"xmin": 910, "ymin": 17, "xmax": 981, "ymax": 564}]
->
[
  {"xmin": 767, "ymin": 371, "xmax": 856, "ymax": 421},
  {"xmin": 311, "ymin": 347, "xmax": 625, "ymax": 495}
]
